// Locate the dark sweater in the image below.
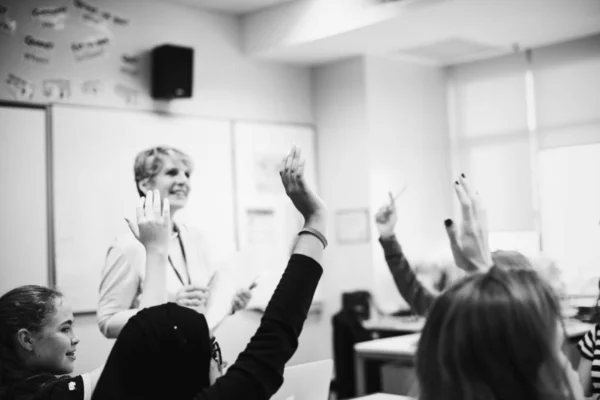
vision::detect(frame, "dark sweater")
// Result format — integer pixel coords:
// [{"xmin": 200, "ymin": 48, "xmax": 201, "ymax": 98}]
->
[
  {"xmin": 195, "ymin": 253, "xmax": 323, "ymax": 399},
  {"xmin": 379, "ymin": 234, "xmax": 436, "ymax": 316}
]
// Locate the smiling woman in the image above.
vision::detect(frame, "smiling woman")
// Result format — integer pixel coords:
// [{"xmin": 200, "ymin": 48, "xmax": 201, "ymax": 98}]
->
[{"xmin": 97, "ymin": 146, "xmax": 252, "ymax": 339}]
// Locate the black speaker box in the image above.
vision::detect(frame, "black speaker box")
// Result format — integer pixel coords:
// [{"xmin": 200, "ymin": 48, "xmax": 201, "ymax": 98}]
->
[{"xmin": 151, "ymin": 44, "xmax": 193, "ymax": 99}]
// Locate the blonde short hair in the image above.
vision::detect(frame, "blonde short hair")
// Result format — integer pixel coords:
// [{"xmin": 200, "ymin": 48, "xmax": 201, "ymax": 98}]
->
[{"xmin": 133, "ymin": 146, "xmax": 193, "ymax": 197}]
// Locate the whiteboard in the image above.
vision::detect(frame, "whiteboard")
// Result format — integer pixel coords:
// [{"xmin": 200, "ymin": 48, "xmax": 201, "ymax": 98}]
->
[
  {"xmin": 52, "ymin": 105, "xmax": 236, "ymax": 312},
  {"xmin": 231, "ymin": 121, "xmax": 320, "ymax": 309},
  {"xmin": 0, "ymin": 105, "xmax": 50, "ymax": 295}
]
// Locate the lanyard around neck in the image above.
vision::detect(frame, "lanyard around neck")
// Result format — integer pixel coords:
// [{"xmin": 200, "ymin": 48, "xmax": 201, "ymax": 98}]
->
[{"xmin": 168, "ymin": 233, "xmax": 190, "ymax": 286}]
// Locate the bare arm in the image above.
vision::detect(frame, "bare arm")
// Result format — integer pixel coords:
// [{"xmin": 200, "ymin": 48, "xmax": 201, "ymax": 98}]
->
[
  {"xmin": 577, "ymin": 357, "xmax": 593, "ymax": 397},
  {"xmin": 138, "ymin": 250, "xmax": 169, "ymax": 309}
]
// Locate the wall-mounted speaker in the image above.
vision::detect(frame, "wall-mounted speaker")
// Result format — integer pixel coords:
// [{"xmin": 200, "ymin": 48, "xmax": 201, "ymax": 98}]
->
[{"xmin": 151, "ymin": 44, "xmax": 193, "ymax": 99}]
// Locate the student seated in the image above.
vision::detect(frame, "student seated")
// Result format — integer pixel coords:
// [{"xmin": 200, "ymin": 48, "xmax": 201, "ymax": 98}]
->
[
  {"xmin": 374, "ymin": 174, "xmax": 533, "ymax": 315},
  {"xmin": 415, "ymin": 265, "xmax": 584, "ymax": 400},
  {"xmin": 576, "ymin": 280, "xmax": 600, "ymax": 397},
  {"xmin": 0, "ymin": 145, "xmax": 328, "ymax": 400}
]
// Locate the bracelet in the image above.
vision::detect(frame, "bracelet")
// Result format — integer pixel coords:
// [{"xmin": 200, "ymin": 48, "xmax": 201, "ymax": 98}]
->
[{"xmin": 298, "ymin": 227, "xmax": 328, "ymax": 249}]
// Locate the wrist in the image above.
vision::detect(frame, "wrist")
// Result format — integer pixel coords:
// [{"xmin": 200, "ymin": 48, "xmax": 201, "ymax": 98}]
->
[
  {"xmin": 379, "ymin": 232, "xmax": 395, "ymax": 240},
  {"xmin": 304, "ymin": 211, "xmax": 327, "ymax": 232},
  {"xmin": 145, "ymin": 246, "xmax": 169, "ymax": 257}
]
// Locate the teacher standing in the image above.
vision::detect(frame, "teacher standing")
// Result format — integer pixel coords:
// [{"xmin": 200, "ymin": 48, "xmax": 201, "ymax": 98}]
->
[{"xmin": 97, "ymin": 146, "xmax": 251, "ymax": 338}]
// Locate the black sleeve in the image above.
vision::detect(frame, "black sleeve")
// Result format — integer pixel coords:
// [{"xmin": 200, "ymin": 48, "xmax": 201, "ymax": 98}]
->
[
  {"xmin": 379, "ymin": 235, "xmax": 437, "ymax": 316},
  {"xmin": 194, "ymin": 253, "xmax": 323, "ymax": 400}
]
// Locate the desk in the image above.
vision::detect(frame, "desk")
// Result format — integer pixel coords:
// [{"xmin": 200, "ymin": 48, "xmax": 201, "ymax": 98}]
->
[
  {"xmin": 362, "ymin": 316, "xmax": 425, "ymax": 335},
  {"xmin": 354, "ymin": 334, "xmax": 419, "ymax": 396},
  {"xmin": 353, "ymin": 394, "xmax": 413, "ymax": 399},
  {"xmin": 354, "ymin": 320, "xmax": 594, "ymax": 397},
  {"xmin": 565, "ymin": 319, "xmax": 595, "ymax": 338}
]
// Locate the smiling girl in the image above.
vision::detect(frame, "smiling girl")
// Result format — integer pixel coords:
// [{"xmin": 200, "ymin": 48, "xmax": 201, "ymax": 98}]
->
[{"xmin": 0, "ymin": 286, "xmax": 103, "ymax": 400}]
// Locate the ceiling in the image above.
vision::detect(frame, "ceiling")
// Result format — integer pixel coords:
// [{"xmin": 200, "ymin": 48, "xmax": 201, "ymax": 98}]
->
[
  {"xmin": 154, "ymin": 0, "xmax": 600, "ymax": 66},
  {"xmin": 156, "ymin": 0, "xmax": 297, "ymax": 14},
  {"xmin": 241, "ymin": 0, "xmax": 600, "ymax": 66}
]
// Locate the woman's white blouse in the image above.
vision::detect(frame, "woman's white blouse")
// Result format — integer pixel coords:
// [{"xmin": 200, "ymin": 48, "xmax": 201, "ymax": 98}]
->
[{"xmin": 97, "ymin": 223, "xmax": 216, "ymax": 338}]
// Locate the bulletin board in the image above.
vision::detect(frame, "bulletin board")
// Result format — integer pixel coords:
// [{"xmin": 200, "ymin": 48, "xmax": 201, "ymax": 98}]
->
[{"xmin": 231, "ymin": 121, "xmax": 321, "ymax": 310}]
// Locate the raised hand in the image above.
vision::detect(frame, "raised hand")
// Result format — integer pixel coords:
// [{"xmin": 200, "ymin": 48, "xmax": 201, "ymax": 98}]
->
[
  {"xmin": 279, "ymin": 145, "xmax": 327, "ymax": 222},
  {"xmin": 375, "ymin": 191, "xmax": 399, "ymax": 239},
  {"xmin": 445, "ymin": 174, "xmax": 492, "ymax": 273},
  {"xmin": 125, "ymin": 189, "xmax": 171, "ymax": 253}
]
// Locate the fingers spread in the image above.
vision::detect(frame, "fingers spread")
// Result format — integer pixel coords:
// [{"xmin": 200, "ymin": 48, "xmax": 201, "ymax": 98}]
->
[
  {"xmin": 163, "ymin": 198, "xmax": 171, "ymax": 222},
  {"xmin": 152, "ymin": 189, "xmax": 161, "ymax": 217},
  {"xmin": 454, "ymin": 180, "xmax": 473, "ymax": 222},
  {"xmin": 458, "ymin": 174, "xmax": 475, "ymax": 200},
  {"xmin": 144, "ymin": 190, "xmax": 154, "ymax": 219},
  {"xmin": 136, "ymin": 197, "xmax": 144, "ymax": 224},
  {"xmin": 295, "ymin": 158, "xmax": 307, "ymax": 191},
  {"xmin": 125, "ymin": 218, "xmax": 139, "ymax": 239}
]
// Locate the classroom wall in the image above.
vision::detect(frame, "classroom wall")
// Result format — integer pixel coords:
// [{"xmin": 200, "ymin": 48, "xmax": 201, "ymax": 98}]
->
[
  {"xmin": 310, "ymin": 55, "xmax": 452, "ymax": 362},
  {"xmin": 0, "ymin": 0, "xmax": 313, "ymax": 123},
  {"xmin": 365, "ymin": 55, "xmax": 452, "ymax": 311},
  {"xmin": 1, "ymin": 0, "xmax": 317, "ymax": 374},
  {"xmin": 312, "ymin": 57, "xmax": 374, "ymax": 357}
]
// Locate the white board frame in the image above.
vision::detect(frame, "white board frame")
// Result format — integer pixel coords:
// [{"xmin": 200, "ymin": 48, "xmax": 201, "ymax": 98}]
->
[{"xmin": 0, "ymin": 101, "xmax": 54, "ymax": 294}]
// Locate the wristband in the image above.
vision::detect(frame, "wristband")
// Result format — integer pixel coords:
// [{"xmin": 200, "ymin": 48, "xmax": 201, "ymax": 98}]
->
[{"xmin": 298, "ymin": 227, "xmax": 328, "ymax": 249}]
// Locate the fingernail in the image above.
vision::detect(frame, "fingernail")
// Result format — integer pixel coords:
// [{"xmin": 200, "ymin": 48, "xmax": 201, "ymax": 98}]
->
[
  {"xmin": 461, "ymin": 173, "xmax": 465, "ymax": 178},
  {"xmin": 444, "ymin": 219, "xmax": 453, "ymax": 227}
]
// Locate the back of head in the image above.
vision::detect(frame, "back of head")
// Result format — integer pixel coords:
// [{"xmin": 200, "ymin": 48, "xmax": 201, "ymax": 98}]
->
[
  {"xmin": 92, "ymin": 303, "xmax": 212, "ymax": 400},
  {"xmin": 491, "ymin": 249, "xmax": 532, "ymax": 270},
  {"xmin": 0, "ymin": 286, "xmax": 63, "ymax": 395},
  {"xmin": 415, "ymin": 267, "xmax": 574, "ymax": 400}
]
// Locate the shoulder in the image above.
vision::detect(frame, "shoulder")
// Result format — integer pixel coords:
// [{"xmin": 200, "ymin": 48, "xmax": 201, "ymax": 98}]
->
[
  {"xmin": 50, "ymin": 375, "xmax": 86, "ymax": 400},
  {"xmin": 107, "ymin": 232, "xmax": 145, "ymax": 258},
  {"xmin": 30, "ymin": 375, "xmax": 86, "ymax": 400},
  {"xmin": 177, "ymin": 223, "xmax": 206, "ymax": 244}
]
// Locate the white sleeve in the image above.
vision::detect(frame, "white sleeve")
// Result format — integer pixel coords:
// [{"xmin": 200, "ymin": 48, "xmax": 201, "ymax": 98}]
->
[{"xmin": 97, "ymin": 242, "xmax": 143, "ymax": 338}]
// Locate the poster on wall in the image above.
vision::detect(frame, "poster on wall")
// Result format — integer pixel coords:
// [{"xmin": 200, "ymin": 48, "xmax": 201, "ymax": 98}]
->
[
  {"xmin": 335, "ymin": 208, "xmax": 371, "ymax": 244},
  {"xmin": 81, "ymin": 12, "xmax": 111, "ymax": 34},
  {"xmin": 0, "ymin": 14, "xmax": 16, "ymax": 36},
  {"xmin": 31, "ymin": 5, "xmax": 68, "ymax": 30},
  {"xmin": 120, "ymin": 53, "xmax": 140, "ymax": 76},
  {"xmin": 43, "ymin": 79, "xmax": 71, "ymax": 100},
  {"xmin": 24, "ymin": 35, "xmax": 55, "ymax": 52},
  {"xmin": 74, "ymin": 0, "xmax": 129, "ymax": 29},
  {"xmin": 71, "ymin": 36, "xmax": 110, "ymax": 61},
  {"xmin": 5, "ymin": 73, "xmax": 35, "ymax": 100},
  {"xmin": 24, "ymin": 52, "xmax": 51, "ymax": 66},
  {"xmin": 253, "ymin": 153, "xmax": 284, "ymax": 194},
  {"xmin": 114, "ymin": 83, "xmax": 137, "ymax": 105},
  {"xmin": 81, "ymin": 79, "xmax": 103, "ymax": 95}
]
